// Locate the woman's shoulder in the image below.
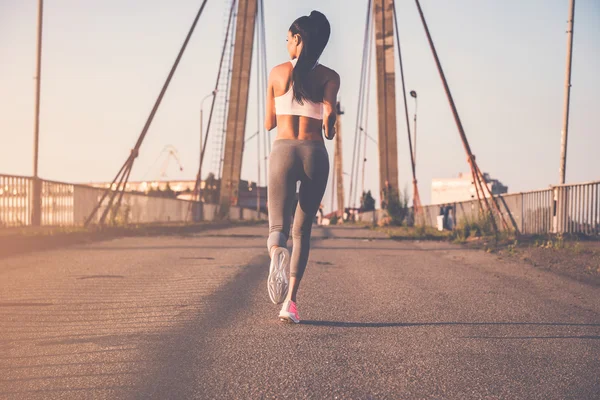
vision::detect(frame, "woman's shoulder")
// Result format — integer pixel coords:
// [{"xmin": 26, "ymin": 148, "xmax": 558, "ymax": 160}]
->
[
  {"xmin": 271, "ymin": 61, "xmax": 294, "ymax": 74},
  {"xmin": 269, "ymin": 61, "xmax": 294, "ymax": 85}
]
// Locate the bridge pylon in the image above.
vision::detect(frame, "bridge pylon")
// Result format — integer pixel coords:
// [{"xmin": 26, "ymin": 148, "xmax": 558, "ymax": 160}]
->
[
  {"xmin": 219, "ymin": 0, "xmax": 258, "ymax": 215},
  {"xmin": 373, "ymin": 0, "xmax": 400, "ymax": 207}
]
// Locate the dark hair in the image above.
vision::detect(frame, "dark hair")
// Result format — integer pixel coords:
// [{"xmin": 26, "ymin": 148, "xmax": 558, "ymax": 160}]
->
[{"xmin": 289, "ymin": 11, "xmax": 330, "ymax": 104}]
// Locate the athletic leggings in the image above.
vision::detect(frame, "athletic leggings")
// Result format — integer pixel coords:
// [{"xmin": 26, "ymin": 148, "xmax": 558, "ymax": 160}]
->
[{"xmin": 267, "ymin": 139, "xmax": 329, "ymax": 279}]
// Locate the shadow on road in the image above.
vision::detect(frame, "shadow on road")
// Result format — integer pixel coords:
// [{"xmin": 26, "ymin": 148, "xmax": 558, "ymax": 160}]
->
[
  {"xmin": 463, "ymin": 335, "xmax": 600, "ymax": 340},
  {"xmin": 75, "ymin": 245, "xmax": 464, "ymax": 252},
  {"xmin": 301, "ymin": 320, "xmax": 600, "ymax": 328}
]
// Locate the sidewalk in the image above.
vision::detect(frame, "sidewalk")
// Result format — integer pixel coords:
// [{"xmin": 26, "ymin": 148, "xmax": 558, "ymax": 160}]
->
[{"xmin": 0, "ymin": 221, "xmax": 262, "ymax": 259}]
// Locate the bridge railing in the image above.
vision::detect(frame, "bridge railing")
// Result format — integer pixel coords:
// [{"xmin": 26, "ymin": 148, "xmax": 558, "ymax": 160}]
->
[
  {"xmin": 0, "ymin": 174, "xmax": 266, "ymax": 228},
  {"xmin": 555, "ymin": 181, "xmax": 600, "ymax": 235},
  {"xmin": 0, "ymin": 174, "xmax": 32, "ymax": 226},
  {"xmin": 359, "ymin": 180, "xmax": 599, "ymax": 236}
]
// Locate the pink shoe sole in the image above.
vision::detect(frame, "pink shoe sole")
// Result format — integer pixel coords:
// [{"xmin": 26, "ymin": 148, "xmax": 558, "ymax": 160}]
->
[{"xmin": 279, "ymin": 300, "xmax": 300, "ymax": 323}]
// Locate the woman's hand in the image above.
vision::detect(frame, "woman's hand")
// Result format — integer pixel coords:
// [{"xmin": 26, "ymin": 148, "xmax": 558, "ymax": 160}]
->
[
  {"xmin": 264, "ymin": 68, "xmax": 278, "ymax": 131},
  {"xmin": 323, "ymin": 112, "xmax": 336, "ymax": 140}
]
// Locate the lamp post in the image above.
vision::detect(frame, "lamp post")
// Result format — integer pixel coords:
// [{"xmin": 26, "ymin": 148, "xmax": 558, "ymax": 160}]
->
[
  {"xmin": 244, "ymin": 131, "xmax": 261, "ymax": 214},
  {"xmin": 359, "ymin": 127, "xmax": 378, "ymax": 199},
  {"xmin": 197, "ymin": 90, "xmax": 216, "ymax": 201},
  {"xmin": 559, "ymin": 0, "xmax": 575, "ymax": 184},
  {"xmin": 410, "ymin": 90, "xmax": 418, "ymax": 167},
  {"xmin": 359, "ymin": 127, "xmax": 368, "ymax": 201},
  {"xmin": 32, "ymin": 0, "xmax": 44, "ymax": 226}
]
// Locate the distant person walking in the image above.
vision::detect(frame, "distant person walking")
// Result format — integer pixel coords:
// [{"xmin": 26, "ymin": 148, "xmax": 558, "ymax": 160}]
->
[{"xmin": 264, "ymin": 11, "xmax": 340, "ymax": 323}]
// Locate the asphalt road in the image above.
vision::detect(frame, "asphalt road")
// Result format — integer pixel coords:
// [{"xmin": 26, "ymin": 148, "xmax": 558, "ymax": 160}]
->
[{"xmin": 1, "ymin": 224, "xmax": 598, "ymax": 399}]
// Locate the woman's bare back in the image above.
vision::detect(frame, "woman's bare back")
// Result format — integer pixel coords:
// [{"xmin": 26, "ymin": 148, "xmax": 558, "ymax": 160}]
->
[{"xmin": 265, "ymin": 61, "xmax": 340, "ymax": 141}]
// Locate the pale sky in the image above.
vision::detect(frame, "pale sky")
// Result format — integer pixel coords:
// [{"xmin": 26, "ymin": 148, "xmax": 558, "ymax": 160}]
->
[{"xmin": 1, "ymin": 0, "xmax": 599, "ymax": 211}]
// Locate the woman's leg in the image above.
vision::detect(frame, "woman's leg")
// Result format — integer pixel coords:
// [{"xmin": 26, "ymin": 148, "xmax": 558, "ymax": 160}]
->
[
  {"xmin": 267, "ymin": 141, "xmax": 298, "ymax": 254},
  {"xmin": 286, "ymin": 143, "xmax": 329, "ymax": 302}
]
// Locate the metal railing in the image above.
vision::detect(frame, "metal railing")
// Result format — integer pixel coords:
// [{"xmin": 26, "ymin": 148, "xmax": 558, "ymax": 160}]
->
[
  {"xmin": 0, "ymin": 174, "xmax": 32, "ymax": 227},
  {"xmin": 42, "ymin": 179, "xmax": 75, "ymax": 226},
  {"xmin": 519, "ymin": 189, "xmax": 554, "ymax": 235},
  {"xmin": 555, "ymin": 181, "xmax": 600, "ymax": 235},
  {"xmin": 358, "ymin": 180, "xmax": 600, "ymax": 236},
  {"xmin": 0, "ymin": 174, "xmax": 266, "ymax": 228}
]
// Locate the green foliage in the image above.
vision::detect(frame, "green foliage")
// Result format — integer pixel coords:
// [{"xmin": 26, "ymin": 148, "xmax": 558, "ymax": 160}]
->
[
  {"xmin": 203, "ymin": 173, "xmax": 220, "ymax": 204},
  {"xmin": 360, "ymin": 190, "xmax": 376, "ymax": 212},
  {"xmin": 386, "ymin": 187, "xmax": 410, "ymax": 226},
  {"xmin": 452, "ymin": 212, "xmax": 496, "ymax": 240},
  {"xmin": 164, "ymin": 183, "xmax": 175, "ymax": 197},
  {"xmin": 109, "ymin": 204, "xmax": 131, "ymax": 227},
  {"xmin": 379, "ymin": 225, "xmax": 451, "ymax": 241},
  {"xmin": 147, "ymin": 185, "xmax": 177, "ymax": 199},
  {"xmin": 414, "ymin": 224, "xmax": 428, "ymax": 237},
  {"xmin": 534, "ymin": 234, "xmax": 565, "ymax": 250},
  {"xmin": 330, "ymin": 214, "xmax": 339, "ymax": 225}
]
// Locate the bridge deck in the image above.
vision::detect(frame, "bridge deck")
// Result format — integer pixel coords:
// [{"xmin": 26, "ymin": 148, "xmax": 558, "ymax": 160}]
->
[{"xmin": 0, "ymin": 225, "xmax": 598, "ymax": 399}]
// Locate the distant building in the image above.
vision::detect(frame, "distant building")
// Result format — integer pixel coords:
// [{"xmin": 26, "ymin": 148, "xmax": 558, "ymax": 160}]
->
[
  {"xmin": 88, "ymin": 178, "xmax": 267, "ymax": 212},
  {"xmin": 431, "ymin": 172, "xmax": 508, "ymax": 205}
]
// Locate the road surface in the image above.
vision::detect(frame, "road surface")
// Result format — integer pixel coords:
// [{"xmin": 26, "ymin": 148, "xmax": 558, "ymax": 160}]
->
[{"xmin": 1, "ymin": 224, "xmax": 598, "ymax": 399}]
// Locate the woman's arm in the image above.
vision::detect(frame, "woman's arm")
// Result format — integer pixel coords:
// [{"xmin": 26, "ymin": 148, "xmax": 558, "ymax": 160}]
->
[
  {"xmin": 264, "ymin": 69, "xmax": 277, "ymax": 131},
  {"xmin": 322, "ymin": 70, "xmax": 341, "ymax": 140}
]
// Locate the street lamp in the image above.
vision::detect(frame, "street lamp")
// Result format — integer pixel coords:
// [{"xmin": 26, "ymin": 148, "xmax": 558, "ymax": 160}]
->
[
  {"xmin": 358, "ymin": 127, "xmax": 369, "ymax": 203},
  {"xmin": 32, "ymin": 0, "xmax": 44, "ymax": 226},
  {"xmin": 410, "ymin": 90, "xmax": 418, "ymax": 167},
  {"xmin": 197, "ymin": 90, "xmax": 216, "ymax": 200},
  {"xmin": 244, "ymin": 131, "xmax": 262, "ymax": 214},
  {"xmin": 200, "ymin": 90, "xmax": 217, "ymax": 167}
]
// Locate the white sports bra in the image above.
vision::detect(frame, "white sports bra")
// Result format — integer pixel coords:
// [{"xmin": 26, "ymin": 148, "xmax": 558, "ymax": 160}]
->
[{"xmin": 274, "ymin": 59, "xmax": 324, "ymax": 120}]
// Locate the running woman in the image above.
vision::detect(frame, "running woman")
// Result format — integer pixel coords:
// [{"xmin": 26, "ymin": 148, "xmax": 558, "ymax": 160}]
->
[{"xmin": 264, "ymin": 11, "xmax": 340, "ymax": 323}]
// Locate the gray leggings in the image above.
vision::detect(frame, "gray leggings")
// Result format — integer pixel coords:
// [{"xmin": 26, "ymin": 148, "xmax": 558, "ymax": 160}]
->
[{"xmin": 267, "ymin": 139, "xmax": 329, "ymax": 279}]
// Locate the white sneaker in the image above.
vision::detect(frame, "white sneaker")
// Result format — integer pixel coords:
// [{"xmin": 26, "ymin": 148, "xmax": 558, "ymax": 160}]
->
[{"xmin": 267, "ymin": 247, "xmax": 290, "ymax": 304}]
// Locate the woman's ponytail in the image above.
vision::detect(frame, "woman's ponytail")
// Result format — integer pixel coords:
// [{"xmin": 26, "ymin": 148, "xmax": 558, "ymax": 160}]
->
[{"xmin": 289, "ymin": 11, "xmax": 331, "ymax": 104}]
